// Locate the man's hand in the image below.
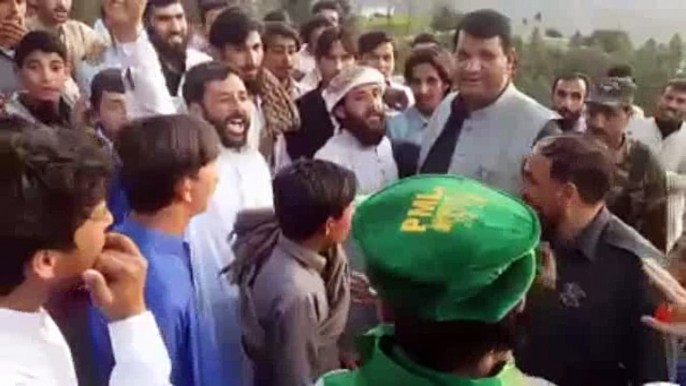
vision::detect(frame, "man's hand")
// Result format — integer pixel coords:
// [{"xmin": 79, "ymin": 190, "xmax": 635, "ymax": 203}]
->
[
  {"xmin": 351, "ymin": 271, "xmax": 377, "ymax": 306},
  {"xmin": 83, "ymin": 233, "xmax": 148, "ymax": 322},
  {"xmin": 535, "ymin": 242, "xmax": 557, "ymax": 290},
  {"xmin": 70, "ymin": 94, "xmax": 92, "ymax": 129},
  {"xmin": 104, "ymin": 0, "xmax": 147, "ymax": 43},
  {"xmin": 641, "ymin": 258, "xmax": 686, "ymax": 336},
  {"xmin": 0, "ymin": 20, "xmax": 27, "ymax": 49}
]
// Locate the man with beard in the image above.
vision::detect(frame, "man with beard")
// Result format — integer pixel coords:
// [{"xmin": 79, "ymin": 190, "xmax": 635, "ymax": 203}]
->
[
  {"xmin": 316, "ymin": 65, "xmax": 398, "ymax": 195},
  {"xmin": 630, "ymin": 79, "xmax": 686, "ymax": 255},
  {"xmin": 183, "ymin": 61, "xmax": 273, "ymax": 386},
  {"xmin": 584, "ymin": 77, "xmax": 668, "ymax": 252},
  {"xmin": 518, "ymin": 134, "xmax": 668, "ymax": 385},
  {"xmin": 143, "ymin": 0, "xmax": 211, "ymax": 100},
  {"xmin": 210, "ymin": 7, "xmax": 299, "ymax": 167},
  {"xmin": 551, "ymin": 73, "xmax": 589, "ymax": 133},
  {"xmin": 317, "ymin": 174, "xmax": 554, "ymax": 386},
  {"xmin": 78, "ymin": 0, "xmax": 210, "ymax": 112},
  {"xmin": 418, "ymin": 10, "xmax": 556, "ymax": 195}
]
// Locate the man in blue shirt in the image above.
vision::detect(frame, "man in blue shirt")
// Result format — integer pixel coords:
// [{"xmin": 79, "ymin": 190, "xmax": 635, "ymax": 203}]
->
[{"xmin": 89, "ymin": 114, "xmax": 223, "ymax": 386}]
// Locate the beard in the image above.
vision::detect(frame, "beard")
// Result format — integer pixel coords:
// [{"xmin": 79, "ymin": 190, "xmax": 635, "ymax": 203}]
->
[
  {"xmin": 557, "ymin": 108, "xmax": 582, "ymax": 132},
  {"xmin": 203, "ymin": 106, "xmax": 251, "ymax": 150},
  {"xmin": 340, "ymin": 110, "xmax": 387, "ymax": 147},
  {"xmin": 148, "ymin": 28, "xmax": 188, "ymax": 63}
]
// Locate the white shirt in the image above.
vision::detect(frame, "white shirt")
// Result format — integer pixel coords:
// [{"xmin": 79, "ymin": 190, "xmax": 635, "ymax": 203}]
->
[
  {"xmin": 76, "ymin": 32, "xmax": 211, "ymax": 113},
  {"xmin": 0, "ymin": 309, "xmax": 171, "ymax": 386},
  {"xmin": 296, "ymin": 46, "xmax": 317, "ymax": 77},
  {"xmin": 186, "ymin": 147, "xmax": 273, "ymax": 384},
  {"xmin": 629, "ymin": 117, "xmax": 686, "ymax": 252},
  {"xmin": 315, "ymin": 130, "xmax": 398, "ymax": 195}
]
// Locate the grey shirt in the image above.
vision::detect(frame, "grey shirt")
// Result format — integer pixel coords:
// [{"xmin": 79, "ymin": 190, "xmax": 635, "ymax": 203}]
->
[
  {"xmin": 0, "ymin": 50, "xmax": 20, "ymax": 96},
  {"xmin": 419, "ymin": 85, "xmax": 556, "ymax": 195},
  {"xmin": 241, "ymin": 236, "xmax": 347, "ymax": 386}
]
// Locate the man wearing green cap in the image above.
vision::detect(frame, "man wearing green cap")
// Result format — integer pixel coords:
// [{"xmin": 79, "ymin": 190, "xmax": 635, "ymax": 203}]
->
[
  {"xmin": 519, "ymin": 135, "xmax": 668, "ymax": 385},
  {"xmin": 584, "ymin": 77, "xmax": 668, "ymax": 252},
  {"xmin": 317, "ymin": 174, "xmax": 554, "ymax": 385}
]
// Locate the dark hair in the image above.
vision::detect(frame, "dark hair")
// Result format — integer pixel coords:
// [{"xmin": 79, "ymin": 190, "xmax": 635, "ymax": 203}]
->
[
  {"xmin": 144, "ymin": 0, "xmax": 182, "ymax": 22},
  {"xmin": 358, "ymin": 31, "xmax": 393, "ymax": 56},
  {"xmin": 534, "ymin": 135, "xmax": 614, "ymax": 204},
  {"xmin": 552, "ymin": 72, "xmax": 591, "ymax": 96},
  {"xmin": 404, "ymin": 47, "xmax": 454, "ymax": 88},
  {"xmin": 209, "ymin": 7, "xmax": 263, "ymax": 50},
  {"xmin": 183, "ymin": 61, "xmax": 238, "ymax": 105},
  {"xmin": 90, "ymin": 69, "xmax": 125, "ymax": 111},
  {"xmin": 300, "ymin": 15, "xmax": 334, "ymax": 47},
  {"xmin": 315, "ymin": 26, "xmax": 357, "ymax": 60},
  {"xmin": 273, "ymin": 160, "xmax": 356, "ymax": 241},
  {"xmin": 312, "ymin": 0, "xmax": 342, "ymax": 16},
  {"xmin": 263, "ymin": 22, "xmax": 301, "ymax": 52},
  {"xmin": 394, "ymin": 311, "xmax": 521, "ymax": 373},
  {"xmin": 200, "ymin": 0, "xmax": 231, "ymax": 25},
  {"xmin": 263, "ymin": 9, "xmax": 291, "ymax": 23},
  {"xmin": 116, "ymin": 115, "xmax": 220, "ymax": 214},
  {"xmin": 411, "ymin": 33, "xmax": 440, "ymax": 48},
  {"xmin": 664, "ymin": 78, "xmax": 686, "ymax": 94},
  {"xmin": 0, "ymin": 128, "xmax": 112, "ymax": 295},
  {"xmin": 453, "ymin": 9, "xmax": 512, "ymax": 51},
  {"xmin": 607, "ymin": 64, "xmax": 634, "ymax": 79},
  {"xmin": 15, "ymin": 31, "xmax": 68, "ymax": 68}
]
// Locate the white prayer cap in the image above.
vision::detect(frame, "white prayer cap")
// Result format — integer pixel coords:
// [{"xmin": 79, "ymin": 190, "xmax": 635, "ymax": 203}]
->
[{"xmin": 322, "ymin": 66, "xmax": 386, "ymax": 113}]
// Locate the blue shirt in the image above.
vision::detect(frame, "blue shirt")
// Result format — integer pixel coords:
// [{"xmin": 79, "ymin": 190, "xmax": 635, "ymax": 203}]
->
[
  {"xmin": 89, "ymin": 217, "xmax": 223, "ymax": 386},
  {"xmin": 387, "ymin": 106, "xmax": 429, "ymax": 145},
  {"xmin": 96, "ymin": 127, "xmax": 129, "ymax": 227}
]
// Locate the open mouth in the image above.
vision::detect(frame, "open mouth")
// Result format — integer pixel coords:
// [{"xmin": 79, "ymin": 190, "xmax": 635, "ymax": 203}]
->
[
  {"xmin": 54, "ymin": 9, "xmax": 69, "ymax": 20},
  {"xmin": 225, "ymin": 117, "xmax": 246, "ymax": 136}
]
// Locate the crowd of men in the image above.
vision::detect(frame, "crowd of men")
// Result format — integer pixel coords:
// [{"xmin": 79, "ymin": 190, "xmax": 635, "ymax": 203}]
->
[{"xmin": 4, "ymin": 0, "xmax": 686, "ymax": 385}]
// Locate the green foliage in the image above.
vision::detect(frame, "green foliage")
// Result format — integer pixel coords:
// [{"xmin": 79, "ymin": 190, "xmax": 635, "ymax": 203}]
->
[
  {"xmin": 430, "ymin": 5, "xmax": 463, "ymax": 32},
  {"xmin": 545, "ymin": 28, "xmax": 564, "ymax": 39}
]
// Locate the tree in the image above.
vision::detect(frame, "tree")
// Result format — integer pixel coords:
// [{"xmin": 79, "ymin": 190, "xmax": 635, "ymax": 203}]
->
[
  {"xmin": 668, "ymin": 33, "xmax": 684, "ymax": 75},
  {"xmin": 569, "ymin": 30, "xmax": 584, "ymax": 48},
  {"xmin": 545, "ymin": 28, "xmax": 563, "ymax": 39},
  {"xmin": 430, "ymin": 4, "xmax": 463, "ymax": 32},
  {"xmin": 588, "ymin": 30, "xmax": 634, "ymax": 56}
]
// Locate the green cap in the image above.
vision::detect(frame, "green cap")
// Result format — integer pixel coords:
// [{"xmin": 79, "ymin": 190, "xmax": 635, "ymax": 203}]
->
[
  {"xmin": 586, "ymin": 77, "xmax": 636, "ymax": 107},
  {"xmin": 352, "ymin": 175, "xmax": 541, "ymax": 323}
]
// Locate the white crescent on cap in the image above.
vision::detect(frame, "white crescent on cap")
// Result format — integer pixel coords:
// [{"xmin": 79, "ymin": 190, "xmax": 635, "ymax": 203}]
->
[{"xmin": 322, "ymin": 66, "xmax": 386, "ymax": 113}]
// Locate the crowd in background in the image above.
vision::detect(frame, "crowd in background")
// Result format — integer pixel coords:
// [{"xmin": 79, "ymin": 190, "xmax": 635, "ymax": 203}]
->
[{"xmin": 3, "ymin": 0, "xmax": 686, "ymax": 385}]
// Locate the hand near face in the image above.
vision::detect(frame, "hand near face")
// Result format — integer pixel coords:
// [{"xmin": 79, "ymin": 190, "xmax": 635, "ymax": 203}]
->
[
  {"xmin": 383, "ymin": 87, "xmax": 409, "ymax": 111},
  {"xmin": 104, "ymin": 0, "xmax": 147, "ymax": 42},
  {"xmin": 83, "ymin": 233, "xmax": 148, "ymax": 322},
  {"xmin": 0, "ymin": 19, "xmax": 27, "ymax": 49},
  {"xmin": 641, "ymin": 258, "xmax": 686, "ymax": 336}
]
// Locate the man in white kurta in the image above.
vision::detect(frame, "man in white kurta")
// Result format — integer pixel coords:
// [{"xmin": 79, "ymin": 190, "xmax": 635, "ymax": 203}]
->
[
  {"xmin": 629, "ymin": 80, "xmax": 686, "ymax": 253},
  {"xmin": 183, "ymin": 61, "xmax": 273, "ymax": 384},
  {"xmin": 315, "ymin": 66, "xmax": 398, "ymax": 195}
]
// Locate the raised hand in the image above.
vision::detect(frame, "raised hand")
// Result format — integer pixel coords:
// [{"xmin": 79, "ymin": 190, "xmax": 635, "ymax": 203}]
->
[
  {"xmin": 104, "ymin": 0, "xmax": 147, "ymax": 43},
  {"xmin": 641, "ymin": 258, "xmax": 686, "ymax": 336},
  {"xmin": 0, "ymin": 19, "xmax": 28, "ymax": 49},
  {"xmin": 83, "ymin": 233, "xmax": 148, "ymax": 322}
]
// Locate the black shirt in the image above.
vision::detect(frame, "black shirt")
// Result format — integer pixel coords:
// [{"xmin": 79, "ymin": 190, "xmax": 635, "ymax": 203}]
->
[
  {"xmin": 285, "ymin": 86, "xmax": 334, "ymax": 160},
  {"xmin": 517, "ymin": 208, "xmax": 668, "ymax": 386}
]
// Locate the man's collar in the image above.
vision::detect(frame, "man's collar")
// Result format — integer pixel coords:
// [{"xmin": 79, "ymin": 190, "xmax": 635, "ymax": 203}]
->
[
  {"xmin": 278, "ymin": 234, "xmax": 327, "ymax": 273},
  {"xmin": 568, "ymin": 207, "xmax": 611, "ymax": 261}
]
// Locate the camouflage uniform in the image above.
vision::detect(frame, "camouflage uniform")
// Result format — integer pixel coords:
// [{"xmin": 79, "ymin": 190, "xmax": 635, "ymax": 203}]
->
[{"xmin": 606, "ymin": 136, "xmax": 668, "ymax": 252}]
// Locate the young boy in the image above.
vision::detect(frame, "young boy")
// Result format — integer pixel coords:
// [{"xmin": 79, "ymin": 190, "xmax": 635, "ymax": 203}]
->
[
  {"xmin": 233, "ymin": 159, "xmax": 357, "ymax": 386},
  {"xmin": 89, "ymin": 114, "xmax": 223, "ymax": 386},
  {"xmin": 0, "ymin": 126, "xmax": 172, "ymax": 385},
  {"xmin": 6, "ymin": 31, "xmax": 72, "ymax": 127}
]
